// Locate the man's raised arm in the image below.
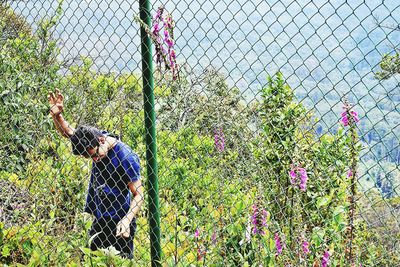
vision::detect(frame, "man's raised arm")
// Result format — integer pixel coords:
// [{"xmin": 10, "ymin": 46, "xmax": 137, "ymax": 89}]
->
[{"xmin": 48, "ymin": 89, "xmax": 75, "ymax": 138}]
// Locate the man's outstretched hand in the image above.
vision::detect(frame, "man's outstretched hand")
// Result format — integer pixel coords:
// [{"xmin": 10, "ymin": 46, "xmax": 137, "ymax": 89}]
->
[{"xmin": 48, "ymin": 89, "xmax": 64, "ymax": 117}]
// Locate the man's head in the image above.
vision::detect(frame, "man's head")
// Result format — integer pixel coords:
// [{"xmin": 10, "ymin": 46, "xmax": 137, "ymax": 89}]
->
[{"xmin": 70, "ymin": 125, "xmax": 108, "ymax": 162}]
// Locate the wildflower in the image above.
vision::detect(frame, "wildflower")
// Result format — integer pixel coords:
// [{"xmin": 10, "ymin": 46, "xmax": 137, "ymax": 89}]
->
[
  {"xmin": 151, "ymin": 5, "xmax": 178, "ymax": 78},
  {"xmin": 214, "ymin": 128, "xmax": 225, "ymax": 152},
  {"xmin": 165, "ymin": 38, "xmax": 174, "ymax": 49},
  {"xmin": 152, "ymin": 23, "xmax": 160, "ymax": 35},
  {"xmin": 341, "ymin": 108, "xmax": 359, "ymax": 127},
  {"xmin": 251, "ymin": 204, "xmax": 268, "ymax": 235},
  {"xmin": 169, "ymin": 49, "xmax": 176, "ymax": 67},
  {"xmin": 352, "ymin": 111, "xmax": 360, "ymax": 123},
  {"xmin": 274, "ymin": 233, "xmax": 283, "ymax": 256},
  {"xmin": 197, "ymin": 248, "xmax": 206, "ymax": 261},
  {"xmin": 153, "ymin": 6, "xmax": 163, "ymax": 20},
  {"xmin": 347, "ymin": 169, "xmax": 353, "ymax": 178},
  {"xmin": 299, "ymin": 168, "xmax": 308, "ymax": 191},
  {"xmin": 211, "ymin": 231, "xmax": 217, "ymax": 244},
  {"xmin": 302, "ymin": 241, "xmax": 310, "ymax": 254},
  {"xmin": 322, "ymin": 250, "xmax": 330, "ymax": 267},
  {"xmin": 289, "ymin": 169, "xmax": 296, "ymax": 182},
  {"xmin": 194, "ymin": 228, "xmax": 199, "ymax": 239},
  {"xmin": 289, "ymin": 165, "xmax": 308, "ymax": 191},
  {"xmin": 163, "ymin": 29, "xmax": 174, "ymax": 47},
  {"xmin": 165, "ymin": 15, "xmax": 174, "ymax": 29}
]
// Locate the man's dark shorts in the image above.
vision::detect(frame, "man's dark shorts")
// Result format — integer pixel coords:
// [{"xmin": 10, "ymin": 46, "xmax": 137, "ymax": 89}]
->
[{"xmin": 89, "ymin": 217, "xmax": 137, "ymax": 259}]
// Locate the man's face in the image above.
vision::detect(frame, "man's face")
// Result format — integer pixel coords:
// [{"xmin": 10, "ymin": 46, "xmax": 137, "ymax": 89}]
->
[{"xmin": 83, "ymin": 137, "xmax": 108, "ymax": 162}]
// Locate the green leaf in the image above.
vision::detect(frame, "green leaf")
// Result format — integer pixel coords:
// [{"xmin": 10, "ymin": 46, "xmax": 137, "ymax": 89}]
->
[
  {"xmin": 312, "ymin": 227, "xmax": 325, "ymax": 246},
  {"xmin": 79, "ymin": 246, "xmax": 93, "ymax": 255},
  {"xmin": 235, "ymin": 200, "xmax": 244, "ymax": 214},
  {"xmin": 2, "ymin": 245, "xmax": 10, "ymax": 257},
  {"xmin": 317, "ymin": 195, "xmax": 331, "ymax": 208}
]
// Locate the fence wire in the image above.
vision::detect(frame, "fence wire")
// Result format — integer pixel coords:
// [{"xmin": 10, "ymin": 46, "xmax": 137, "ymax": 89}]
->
[{"xmin": 1, "ymin": 0, "xmax": 399, "ymax": 266}]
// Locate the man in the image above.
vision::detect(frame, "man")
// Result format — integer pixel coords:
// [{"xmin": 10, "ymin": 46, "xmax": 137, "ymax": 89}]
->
[{"xmin": 48, "ymin": 89, "xmax": 144, "ymax": 259}]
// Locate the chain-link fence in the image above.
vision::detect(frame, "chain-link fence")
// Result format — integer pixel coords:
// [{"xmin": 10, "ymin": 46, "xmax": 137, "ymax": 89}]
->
[{"xmin": 1, "ymin": 0, "xmax": 399, "ymax": 266}]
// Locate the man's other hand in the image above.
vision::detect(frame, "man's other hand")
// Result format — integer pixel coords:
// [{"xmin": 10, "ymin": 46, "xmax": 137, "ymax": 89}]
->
[
  {"xmin": 48, "ymin": 89, "xmax": 64, "ymax": 117},
  {"xmin": 116, "ymin": 217, "xmax": 131, "ymax": 238}
]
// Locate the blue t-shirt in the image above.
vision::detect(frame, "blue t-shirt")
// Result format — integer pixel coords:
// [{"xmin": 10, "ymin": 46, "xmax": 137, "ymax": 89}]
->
[{"xmin": 84, "ymin": 139, "xmax": 141, "ymax": 219}]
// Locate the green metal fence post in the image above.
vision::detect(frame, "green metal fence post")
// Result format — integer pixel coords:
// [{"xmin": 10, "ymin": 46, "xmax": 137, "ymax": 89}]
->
[{"xmin": 139, "ymin": 0, "xmax": 161, "ymax": 265}]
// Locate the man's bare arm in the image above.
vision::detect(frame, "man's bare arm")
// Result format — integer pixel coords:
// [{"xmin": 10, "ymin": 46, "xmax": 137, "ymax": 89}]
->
[
  {"xmin": 125, "ymin": 179, "xmax": 144, "ymax": 222},
  {"xmin": 51, "ymin": 113, "xmax": 75, "ymax": 138},
  {"xmin": 116, "ymin": 179, "xmax": 144, "ymax": 238},
  {"xmin": 48, "ymin": 89, "xmax": 75, "ymax": 138}
]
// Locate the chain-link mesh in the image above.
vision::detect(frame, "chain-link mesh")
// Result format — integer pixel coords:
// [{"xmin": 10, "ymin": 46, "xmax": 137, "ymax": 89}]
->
[{"xmin": 1, "ymin": 0, "xmax": 399, "ymax": 266}]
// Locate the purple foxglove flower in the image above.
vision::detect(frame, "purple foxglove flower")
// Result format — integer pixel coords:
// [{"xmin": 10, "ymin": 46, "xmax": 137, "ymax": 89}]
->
[
  {"xmin": 154, "ymin": 7, "xmax": 163, "ymax": 20},
  {"xmin": 289, "ymin": 166, "xmax": 308, "ymax": 191},
  {"xmin": 299, "ymin": 168, "xmax": 308, "ymax": 191},
  {"xmin": 163, "ymin": 28, "xmax": 174, "ymax": 48},
  {"xmin": 341, "ymin": 111, "xmax": 349, "ymax": 126},
  {"xmin": 251, "ymin": 204, "xmax": 260, "ymax": 234},
  {"xmin": 194, "ymin": 228, "xmax": 199, "ymax": 239},
  {"xmin": 155, "ymin": 51, "xmax": 162, "ymax": 65},
  {"xmin": 302, "ymin": 241, "xmax": 310, "ymax": 254},
  {"xmin": 214, "ymin": 128, "xmax": 225, "ymax": 152},
  {"xmin": 165, "ymin": 38, "xmax": 174, "ymax": 48},
  {"xmin": 351, "ymin": 110, "xmax": 360, "ymax": 123},
  {"xmin": 152, "ymin": 23, "xmax": 160, "ymax": 35},
  {"xmin": 341, "ymin": 107, "xmax": 360, "ymax": 126},
  {"xmin": 261, "ymin": 209, "xmax": 268, "ymax": 227},
  {"xmin": 165, "ymin": 16, "xmax": 173, "ymax": 29},
  {"xmin": 197, "ymin": 248, "xmax": 206, "ymax": 261},
  {"xmin": 289, "ymin": 169, "xmax": 297, "ymax": 184},
  {"xmin": 172, "ymin": 66, "xmax": 179, "ymax": 80},
  {"xmin": 163, "ymin": 29, "xmax": 170, "ymax": 40},
  {"xmin": 211, "ymin": 231, "xmax": 217, "ymax": 244},
  {"xmin": 322, "ymin": 250, "xmax": 330, "ymax": 267},
  {"xmin": 347, "ymin": 169, "xmax": 353, "ymax": 178},
  {"xmin": 170, "ymin": 49, "xmax": 176, "ymax": 60},
  {"xmin": 274, "ymin": 233, "xmax": 283, "ymax": 255},
  {"xmin": 251, "ymin": 204, "xmax": 268, "ymax": 235},
  {"xmin": 169, "ymin": 49, "xmax": 176, "ymax": 69}
]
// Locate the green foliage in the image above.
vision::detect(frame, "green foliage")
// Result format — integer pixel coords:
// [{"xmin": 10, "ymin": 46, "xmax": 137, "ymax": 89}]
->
[
  {"xmin": 0, "ymin": 4, "xmax": 32, "ymax": 42},
  {"xmin": 0, "ymin": 4, "xmax": 62, "ymax": 173},
  {"xmin": 375, "ymin": 51, "xmax": 400, "ymax": 80},
  {"xmin": 251, "ymin": 73, "xmax": 360, "ymax": 266},
  {"xmin": 60, "ymin": 57, "xmax": 142, "ymax": 129}
]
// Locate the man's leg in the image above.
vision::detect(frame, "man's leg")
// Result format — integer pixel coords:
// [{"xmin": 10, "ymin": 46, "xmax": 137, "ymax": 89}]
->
[
  {"xmin": 89, "ymin": 218, "xmax": 112, "ymax": 251},
  {"xmin": 89, "ymin": 217, "xmax": 136, "ymax": 259}
]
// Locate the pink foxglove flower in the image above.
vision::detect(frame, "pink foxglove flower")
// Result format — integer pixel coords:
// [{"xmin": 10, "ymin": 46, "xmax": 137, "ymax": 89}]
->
[
  {"xmin": 154, "ymin": 7, "xmax": 163, "ymax": 20},
  {"xmin": 251, "ymin": 204, "xmax": 268, "ymax": 235},
  {"xmin": 165, "ymin": 15, "xmax": 173, "ymax": 29},
  {"xmin": 289, "ymin": 165, "xmax": 308, "ymax": 191},
  {"xmin": 341, "ymin": 107, "xmax": 359, "ymax": 126},
  {"xmin": 322, "ymin": 250, "xmax": 330, "ymax": 267},
  {"xmin": 151, "ymin": 6, "xmax": 178, "ymax": 79},
  {"xmin": 302, "ymin": 241, "xmax": 310, "ymax": 254},
  {"xmin": 214, "ymin": 128, "xmax": 225, "ymax": 152},
  {"xmin": 347, "ymin": 169, "xmax": 353, "ymax": 178},
  {"xmin": 274, "ymin": 233, "xmax": 283, "ymax": 255},
  {"xmin": 211, "ymin": 231, "xmax": 217, "ymax": 244},
  {"xmin": 197, "ymin": 248, "xmax": 206, "ymax": 261},
  {"xmin": 194, "ymin": 228, "xmax": 199, "ymax": 239}
]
